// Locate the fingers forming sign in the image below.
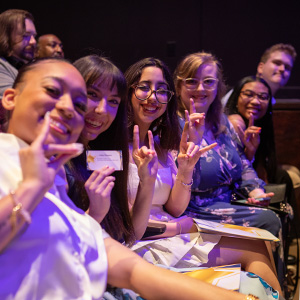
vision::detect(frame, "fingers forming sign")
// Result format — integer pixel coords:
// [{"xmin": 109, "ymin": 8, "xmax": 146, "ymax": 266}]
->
[{"xmin": 132, "ymin": 125, "xmax": 158, "ymax": 182}]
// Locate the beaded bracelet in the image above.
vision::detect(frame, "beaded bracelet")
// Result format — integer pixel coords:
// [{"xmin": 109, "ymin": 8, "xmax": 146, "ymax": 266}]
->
[
  {"xmin": 175, "ymin": 175, "xmax": 193, "ymax": 188},
  {"xmin": 245, "ymin": 294, "xmax": 259, "ymax": 300},
  {"xmin": 10, "ymin": 190, "xmax": 31, "ymax": 233}
]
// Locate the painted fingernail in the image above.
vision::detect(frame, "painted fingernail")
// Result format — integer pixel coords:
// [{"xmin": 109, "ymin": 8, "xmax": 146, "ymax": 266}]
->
[
  {"xmin": 72, "ymin": 143, "xmax": 84, "ymax": 155},
  {"xmin": 45, "ymin": 111, "xmax": 50, "ymax": 120}
]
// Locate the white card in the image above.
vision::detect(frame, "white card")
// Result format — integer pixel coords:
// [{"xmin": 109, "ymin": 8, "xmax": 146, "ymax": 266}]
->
[{"xmin": 86, "ymin": 150, "xmax": 123, "ymax": 171}]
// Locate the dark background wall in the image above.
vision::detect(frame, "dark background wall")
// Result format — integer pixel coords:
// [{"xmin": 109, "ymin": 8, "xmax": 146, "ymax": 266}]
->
[{"xmin": 1, "ymin": 1, "xmax": 299, "ymax": 90}]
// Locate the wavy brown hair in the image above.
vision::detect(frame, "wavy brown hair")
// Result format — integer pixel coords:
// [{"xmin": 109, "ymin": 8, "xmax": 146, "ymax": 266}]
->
[{"xmin": 174, "ymin": 52, "xmax": 226, "ymax": 136}]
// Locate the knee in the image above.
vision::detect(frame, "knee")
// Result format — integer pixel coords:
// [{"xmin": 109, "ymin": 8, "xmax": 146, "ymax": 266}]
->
[{"xmin": 261, "ymin": 210, "xmax": 282, "ymax": 236}]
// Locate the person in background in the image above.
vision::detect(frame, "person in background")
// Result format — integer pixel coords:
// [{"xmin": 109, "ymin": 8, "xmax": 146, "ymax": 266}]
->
[
  {"xmin": 225, "ymin": 75, "xmax": 298, "ymax": 248},
  {"xmin": 0, "ymin": 9, "xmax": 37, "ymax": 132},
  {"xmin": 35, "ymin": 34, "xmax": 64, "ymax": 59},
  {"xmin": 222, "ymin": 43, "xmax": 297, "ymax": 107},
  {"xmin": 256, "ymin": 43, "xmax": 296, "ymax": 104}
]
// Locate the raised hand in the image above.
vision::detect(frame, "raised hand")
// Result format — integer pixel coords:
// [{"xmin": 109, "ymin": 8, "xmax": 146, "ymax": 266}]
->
[
  {"xmin": 132, "ymin": 125, "xmax": 158, "ymax": 182},
  {"xmin": 237, "ymin": 113, "xmax": 261, "ymax": 161},
  {"xmin": 177, "ymin": 122, "xmax": 217, "ymax": 172},
  {"xmin": 85, "ymin": 166, "xmax": 115, "ymax": 222},
  {"xmin": 185, "ymin": 98, "xmax": 205, "ymax": 145},
  {"xmin": 19, "ymin": 112, "xmax": 84, "ymax": 193}
]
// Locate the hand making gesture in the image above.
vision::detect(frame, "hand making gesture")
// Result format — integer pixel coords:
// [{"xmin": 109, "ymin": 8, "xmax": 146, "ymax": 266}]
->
[
  {"xmin": 20, "ymin": 112, "xmax": 84, "ymax": 194},
  {"xmin": 132, "ymin": 125, "xmax": 158, "ymax": 183},
  {"xmin": 184, "ymin": 98, "xmax": 205, "ymax": 145},
  {"xmin": 236, "ymin": 113, "xmax": 261, "ymax": 162},
  {"xmin": 177, "ymin": 121, "xmax": 217, "ymax": 173}
]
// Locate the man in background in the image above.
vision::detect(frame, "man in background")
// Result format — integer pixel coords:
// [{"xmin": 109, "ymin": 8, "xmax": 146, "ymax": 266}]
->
[
  {"xmin": 256, "ymin": 43, "xmax": 297, "ymax": 104},
  {"xmin": 0, "ymin": 9, "xmax": 37, "ymax": 131},
  {"xmin": 36, "ymin": 34, "xmax": 64, "ymax": 58},
  {"xmin": 222, "ymin": 43, "xmax": 297, "ymax": 106}
]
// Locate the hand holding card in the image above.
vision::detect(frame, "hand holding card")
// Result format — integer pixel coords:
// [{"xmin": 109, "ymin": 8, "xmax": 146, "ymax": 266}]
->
[{"xmin": 86, "ymin": 150, "xmax": 123, "ymax": 171}]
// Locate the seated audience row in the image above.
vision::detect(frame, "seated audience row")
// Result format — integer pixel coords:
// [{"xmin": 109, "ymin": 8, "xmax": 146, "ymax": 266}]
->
[
  {"xmin": 64, "ymin": 54, "xmax": 282, "ymax": 298},
  {"xmin": 0, "ymin": 7, "xmax": 295, "ymax": 300},
  {"xmin": 0, "ymin": 57, "xmax": 282, "ymax": 300}
]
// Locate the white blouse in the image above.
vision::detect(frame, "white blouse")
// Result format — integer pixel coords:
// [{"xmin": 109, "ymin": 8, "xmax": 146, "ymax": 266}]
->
[{"xmin": 0, "ymin": 133, "xmax": 109, "ymax": 300}]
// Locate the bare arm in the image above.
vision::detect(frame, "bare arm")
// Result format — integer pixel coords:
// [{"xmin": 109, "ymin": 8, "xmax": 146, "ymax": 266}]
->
[
  {"xmin": 105, "ymin": 237, "xmax": 248, "ymax": 300},
  {"xmin": 165, "ymin": 121, "xmax": 217, "ymax": 217},
  {"xmin": 130, "ymin": 126, "xmax": 158, "ymax": 239}
]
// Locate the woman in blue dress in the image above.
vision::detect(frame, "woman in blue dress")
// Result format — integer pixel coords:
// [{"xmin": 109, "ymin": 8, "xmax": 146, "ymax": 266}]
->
[{"xmin": 173, "ymin": 52, "xmax": 281, "ymax": 237}]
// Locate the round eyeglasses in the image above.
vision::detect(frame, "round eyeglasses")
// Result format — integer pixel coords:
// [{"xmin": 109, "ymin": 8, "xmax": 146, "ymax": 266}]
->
[
  {"xmin": 179, "ymin": 77, "xmax": 219, "ymax": 91},
  {"xmin": 132, "ymin": 85, "xmax": 174, "ymax": 104},
  {"xmin": 240, "ymin": 90, "xmax": 270, "ymax": 102}
]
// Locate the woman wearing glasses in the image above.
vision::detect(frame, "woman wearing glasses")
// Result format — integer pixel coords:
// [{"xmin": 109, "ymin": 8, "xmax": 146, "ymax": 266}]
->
[
  {"xmin": 125, "ymin": 57, "xmax": 211, "ymax": 240},
  {"xmin": 225, "ymin": 75, "xmax": 296, "ymax": 232},
  {"xmin": 174, "ymin": 53, "xmax": 281, "ymax": 238},
  {"xmin": 122, "ymin": 57, "xmax": 284, "ymax": 298},
  {"xmin": 225, "ymin": 76, "xmax": 274, "ymax": 175}
]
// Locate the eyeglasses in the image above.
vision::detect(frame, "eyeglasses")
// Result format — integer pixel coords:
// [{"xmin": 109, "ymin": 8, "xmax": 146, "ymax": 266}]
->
[
  {"xmin": 240, "ymin": 90, "xmax": 270, "ymax": 102},
  {"xmin": 179, "ymin": 77, "xmax": 219, "ymax": 91},
  {"xmin": 132, "ymin": 85, "xmax": 174, "ymax": 104}
]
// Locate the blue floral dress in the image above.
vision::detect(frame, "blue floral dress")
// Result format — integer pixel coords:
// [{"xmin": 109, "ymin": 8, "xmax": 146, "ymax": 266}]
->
[{"xmin": 179, "ymin": 115, "xmax": 281, "ymax": 237}]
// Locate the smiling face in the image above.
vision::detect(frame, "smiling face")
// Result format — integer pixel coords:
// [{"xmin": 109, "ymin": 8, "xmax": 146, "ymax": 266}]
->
[
  {"xmin": 80, "ymin": 79, "xmax": 121, "ymax": 144},
  {"xmin": 131, "ymin": 66, "xmax": 168, "ymax": 130},
  {"xmin": 179, "ymin": 64, "xmax": 218, "ymax": 114},
  {"xmin": 4, "ymin": 60, "xmax": 87, "ymax": 145},
  {"xmin": 11, "ymin": 18, "xmax": 37, "ymax": 63},
  {"xmin": 237, "ymin": 81, "xmax": 270, "ymax": 120},
  {"xmin": 257, "ymin": 51, "xmax": 293, "ymax": 93},
  {"xmin": 37, "ymin": 34, "xmax": 64, "ymax": 58}
]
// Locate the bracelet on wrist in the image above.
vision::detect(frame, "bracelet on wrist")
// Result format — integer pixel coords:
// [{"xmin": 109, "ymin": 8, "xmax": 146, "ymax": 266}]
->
[
  {"xmin": 175, "ymin": 175, "xmax": 193, "ymax": 186},
  {"xmin": 175, "ymin": 175, "xmax": 193, "ymax": 191},
  {"xmin": 10, "ymin": 190, "xmax": 31, "ymax": 233}
]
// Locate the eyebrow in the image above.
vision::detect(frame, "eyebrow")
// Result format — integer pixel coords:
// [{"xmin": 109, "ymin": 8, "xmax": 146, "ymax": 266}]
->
[
  {"xmin": 44, "ymin": 76, "xmax": 87, "ymax": 97},
  {"xmin": 139, "ymin": 80, "xmax": 168, "ymax": 86},
  {"xmin": 89, "ymin": 84, "xmax": 121, "ymax": 98},
  {"xmin": 242, "ymin": 89, "xmax": 268, "ymax": 94}
]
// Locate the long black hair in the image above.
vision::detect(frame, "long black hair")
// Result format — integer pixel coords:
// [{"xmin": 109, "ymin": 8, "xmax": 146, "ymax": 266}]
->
[
  {"xmin": 67, "ymin": 55, "xmax": 135, "ymax": 245},
  {"xmin": 225, "ymin": 75, "xmax": 277, "ymax": 182}
]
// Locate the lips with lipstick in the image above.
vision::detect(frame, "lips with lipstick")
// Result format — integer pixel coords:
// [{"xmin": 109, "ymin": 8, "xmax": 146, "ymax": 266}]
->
[{"xmin": 49, "ymin": 117, "xmax": 70, "ymax": 134}]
